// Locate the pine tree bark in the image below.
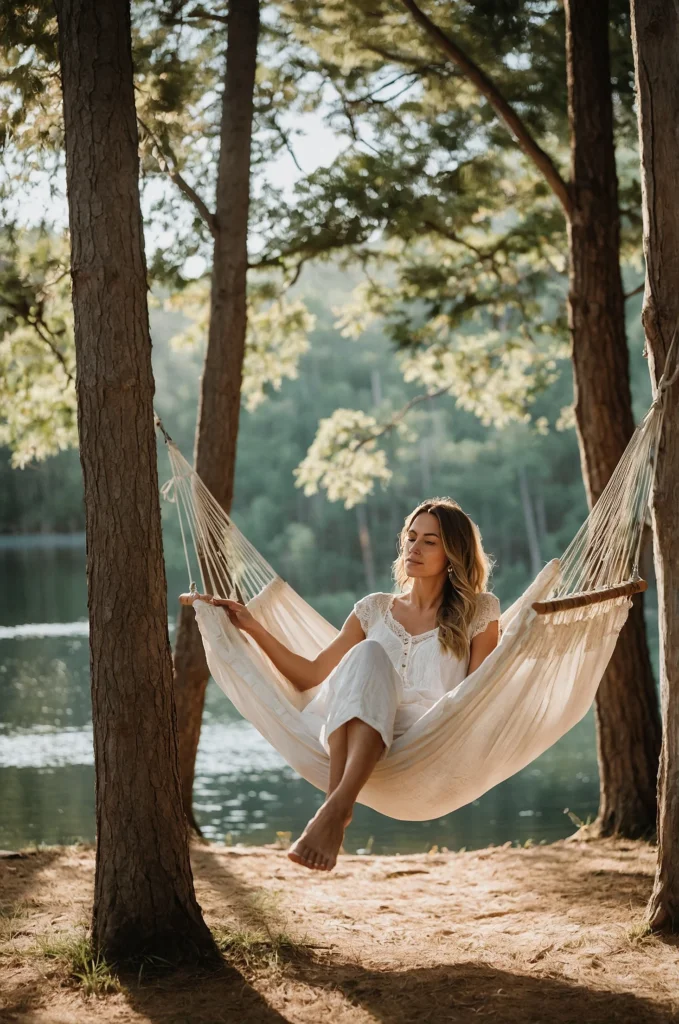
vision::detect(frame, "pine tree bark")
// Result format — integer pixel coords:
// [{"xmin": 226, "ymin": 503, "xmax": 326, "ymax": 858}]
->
[
  {"xmin": 564, "ymin": 0, "xmax": 661, "ymax": 837},
  {"xmin": 172, "ymin": 0, "xmax": 260, "ymax": 833},
  {"xmin": 54, "ymin": 0, "xmax": 218, "ymax": 962},
  {"xmin": 630, "ymin": 0, "xmax": 679, "ymax": 931}
]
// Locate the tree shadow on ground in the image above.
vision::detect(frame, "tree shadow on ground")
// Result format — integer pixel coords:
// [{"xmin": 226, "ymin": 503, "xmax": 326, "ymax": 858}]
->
[
  {"xmin": 0, "ymin": 959, "xmax": 292, "ymax": 1024},
  {"xmin": 190, "ymin": 844, "xmax": 290, "ymax": 933},
  {"xmin": 330, "ymin": 961, "xmax": 675, "ymax": 1024},
  {"xmin": 118, "ymin": 960, "xmax": 292, "ymax": 1024},
  {"xmin": 0, "ymin": 848, "xmax": 63, "ymax": 918},
  {"xmin": 183, "ymin": 844, "xmax": 676, "ymax": 1024},
  {"xmin": 6, "ymin": 845, "xmax": 670, "ymax": 1024},
  {"xmin": 2, "ymin": 950, "xmax": 674, "ymax": 1024},
  {"xmin": 496, "ymin": 846, "xmax": 656, "ymax": 914},
  {"xmin": 116, "ymin": 845, "xmax": 295, "ymax": 1024},
  {"xmin": 0, "ymin": 846, "xmax": 292, "ymax": 1024}
]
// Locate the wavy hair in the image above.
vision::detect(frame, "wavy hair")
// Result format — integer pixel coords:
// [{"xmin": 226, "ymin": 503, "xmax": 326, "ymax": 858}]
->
[{"xmin": 391, "ymin": 497, "xmax": 495, "ymax": 659}]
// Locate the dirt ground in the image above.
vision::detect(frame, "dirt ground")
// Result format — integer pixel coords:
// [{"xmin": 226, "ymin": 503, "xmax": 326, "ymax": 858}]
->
[{"xmin": 1, "ymin": 836, "xmax": 678, "ymax": 1024}]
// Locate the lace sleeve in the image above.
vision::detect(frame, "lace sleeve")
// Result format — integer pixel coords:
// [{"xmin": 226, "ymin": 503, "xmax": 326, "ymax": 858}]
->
[
  {"xmin": 471, "ymin": 593, "xmax": 501, "ymax": 639},
  {"xmin": 353, "ymin": 593, "xmax": 375, "ymax": 635}
]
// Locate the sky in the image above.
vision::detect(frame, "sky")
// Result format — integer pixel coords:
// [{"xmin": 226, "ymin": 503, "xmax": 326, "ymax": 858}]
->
[{"xmin": 7, "ymin": 106, "xmax": 347, "ymax": 280}]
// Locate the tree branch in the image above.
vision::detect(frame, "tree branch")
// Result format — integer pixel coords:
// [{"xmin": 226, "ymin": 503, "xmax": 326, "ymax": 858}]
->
[
  {"xmin": 249, "ymin": 231, "xmax": 369, "ymax": 271},
  {"xmin": 267, "ymin": 117, "xmax": 305, "ymax": 173},
  {"xmin": 31, "ymin": 318, "xmax": 75, "ymax": 385},
  {"xmin": 365, "ymin": 42, "xmax": 446, "ymax": 71},
  {"xmin": 0, "ymin": 279, "xmax": 76, "ymax": 385},
  {"xmin": 354, "ymin": 385, "xmax": 452, "ymax": 452},
  {"xmin": 354, "ymin": 69, "xmax": 420, "ymax": 103},
  {"xmin": 398, "ymin": 0, "xmax": 572, "ymax": 217},
  {"xmin": 345, "ymin": 71, "xmax": 420, "ymax": 108},
  {"xmin": 162, "ymin": 5, "xmax": 230, "ymax": 26},
  {"xmin": 423, "ymin": 219, "xmax": 485, "ymax": 257},
  {"xmin": 137, "ymin": 116, "xmax": 217, "ymax": 237},
  {"xmin": 625, "ymin": 282, "xmax": 644, "ymax": 301}
]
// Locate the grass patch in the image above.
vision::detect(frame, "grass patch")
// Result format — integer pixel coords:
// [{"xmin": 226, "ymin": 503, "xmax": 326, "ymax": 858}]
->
[
  {"xmin": 564, "ymin": 808, "xmax": 594, "ymax": 829},
  {"xmin": 0, "ymin": 900, "xmax": 32, "ymax": 944},
  {"xmin": 35, "ymin": 932, "xmax": 123, "ymax": 997},
  {"xmin": 627, "ymin": 920, "xmax": 654, "ymax": 944},
  {"xmin": 211, "ymin": 924, "xmax": 311, "ymax": 972}
]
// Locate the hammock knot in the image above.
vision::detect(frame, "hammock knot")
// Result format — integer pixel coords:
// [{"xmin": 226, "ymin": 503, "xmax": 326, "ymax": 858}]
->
[
  {"xmin": 160, "ymin": 478, "xmax": 176, "ymax": 503},
  {"xmin": 154, "ymin": 411, "xmax": 174, "ymax": 445},
  {"xmin": 659, "ymin": 363, "xmax": 679, "ymax": 394}
]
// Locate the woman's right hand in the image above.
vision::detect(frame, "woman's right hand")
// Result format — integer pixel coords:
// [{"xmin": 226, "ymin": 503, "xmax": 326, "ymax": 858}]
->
[{"xmin": 209, "ymin": 596, "xmax": 258, "ymax": 634}]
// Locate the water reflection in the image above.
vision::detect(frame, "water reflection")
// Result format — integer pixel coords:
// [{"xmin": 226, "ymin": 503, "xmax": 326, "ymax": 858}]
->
[
  {"xmin": 0, "ymin": 715, "xmax": 600, "ymax": 854},
  {"xmin": 0, "ymin": 543, "xmax": 601, "ymax": 855},
  {"xmin": 0, "ymin": 540, "xmax": 88, "ymax": 627}
]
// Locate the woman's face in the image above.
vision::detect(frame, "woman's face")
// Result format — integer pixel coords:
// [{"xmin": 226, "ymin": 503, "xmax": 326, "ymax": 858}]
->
[{"xmin": 404, "ymin": 512, "xmax": 448, "ymax": 580}]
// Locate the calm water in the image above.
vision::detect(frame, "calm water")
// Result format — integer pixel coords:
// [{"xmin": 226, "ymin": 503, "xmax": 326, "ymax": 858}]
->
[{"xmin": 0, "ymin": 541, "xmax": 602, "ymax": 855}]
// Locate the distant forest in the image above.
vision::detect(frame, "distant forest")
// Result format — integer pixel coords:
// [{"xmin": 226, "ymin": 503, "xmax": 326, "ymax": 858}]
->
[{"xmin": 0, "ymin": 263, "xmax": 655, "ymax": 633}]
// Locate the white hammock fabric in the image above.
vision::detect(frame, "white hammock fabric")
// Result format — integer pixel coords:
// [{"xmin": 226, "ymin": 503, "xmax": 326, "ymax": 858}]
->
[{"xmin": 159, "ymin": 395, "xmax": 665, "ymax": 822}]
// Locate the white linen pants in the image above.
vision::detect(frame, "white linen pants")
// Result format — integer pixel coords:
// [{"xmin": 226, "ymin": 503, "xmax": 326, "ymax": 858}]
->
[{"xmin": 301, "ymin": 638, "xmax": 433, "ymax": 757}]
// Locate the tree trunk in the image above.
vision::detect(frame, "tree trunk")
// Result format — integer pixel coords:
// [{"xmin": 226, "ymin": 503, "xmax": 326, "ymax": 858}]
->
[
  {"xmin": 630, "ymin": 0, "xmax": 679, "ymax": 931},
  {"xmin": 517, "ymin": 464, "xmax": 542, "ymax": 577},
  {"xmin": 172, "ymin": 0, "xmax": 260, "ymax": 833},
  {"xmin": 535, "ymin": 491, "xmax": 547, "ymax": 549},
  {"xmin": 564, "ymin": 0, "xmax": 661, "ymax": 838},
  {"xmin": 54, "ymin": 0, "xmax": 218, "ymax": 963},
  {"xmin": 356, "ymin": 502, "xmax": 376, "ymax": 592}
]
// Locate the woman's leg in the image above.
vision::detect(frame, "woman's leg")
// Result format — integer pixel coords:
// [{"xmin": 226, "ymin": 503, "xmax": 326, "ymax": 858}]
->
[
  {"xmin": 289, "ymin": 639, "xmax": 401, "ymax": 871},
  {"xmin": 326, "ymin": 724, "xmax": 348, "ymax": 798},
  {"xmin": 335, "ymin": 718, "xmax": 386, "ymax": 809},
  {"xmin": 288, "ymin": 717, "xmax": 386, "ymax": 871}
]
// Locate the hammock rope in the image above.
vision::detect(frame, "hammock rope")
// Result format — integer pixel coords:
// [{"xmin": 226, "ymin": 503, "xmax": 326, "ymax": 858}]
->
[
  {"xmin": 156, "ymin": 392, "xmax": 663, "ymax": 613},
  {"xmin": 154, "ymin": 310, "xmax": 679, "ymax": 614}
]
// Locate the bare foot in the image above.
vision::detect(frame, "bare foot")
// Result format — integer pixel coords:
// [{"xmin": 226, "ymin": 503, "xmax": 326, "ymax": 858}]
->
[{"xmin": 287, "ymin": 798, "xmax": 351, "ymax": 872}]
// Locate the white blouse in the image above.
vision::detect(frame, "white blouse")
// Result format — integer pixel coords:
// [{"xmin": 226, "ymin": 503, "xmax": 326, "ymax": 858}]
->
[{"xmin": 353, "ymin": 591, "xmax": 502, "ymax": 704}]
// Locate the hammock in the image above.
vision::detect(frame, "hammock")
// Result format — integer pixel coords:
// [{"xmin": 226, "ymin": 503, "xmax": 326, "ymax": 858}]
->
[{"xmin": 156, "ymin": 386, "xmax": 667, "ymax": 823}]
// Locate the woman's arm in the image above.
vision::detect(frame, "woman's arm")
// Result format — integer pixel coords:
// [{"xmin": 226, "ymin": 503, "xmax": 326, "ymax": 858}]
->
[
  {"xmin": 197, "ymin": 594, "xmax": 366, "ymax": 692},
  {"xmin": 467, "ymin": 619, "xmax": 500, "ymax": 675}
]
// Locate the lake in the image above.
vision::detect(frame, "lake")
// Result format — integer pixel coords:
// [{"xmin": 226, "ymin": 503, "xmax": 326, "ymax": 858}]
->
[{"xmin": 0, "ymin": 540, "xmax": 607, "ymax": 856}]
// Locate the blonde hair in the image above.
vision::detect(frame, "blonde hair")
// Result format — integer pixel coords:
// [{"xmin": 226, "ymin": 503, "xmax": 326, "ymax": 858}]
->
[{"xmin": 391, "ymin": 497, "xmax": 494, "ymax": 659}]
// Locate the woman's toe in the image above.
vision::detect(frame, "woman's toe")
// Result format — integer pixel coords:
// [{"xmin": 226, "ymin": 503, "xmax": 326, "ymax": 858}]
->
[{"xmin": 287, "ymin": 840, "xmax": 311, "ymax": 867}]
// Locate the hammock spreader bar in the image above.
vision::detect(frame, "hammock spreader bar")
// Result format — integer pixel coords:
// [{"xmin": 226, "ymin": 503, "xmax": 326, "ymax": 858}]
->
[{"xmin": 532, "ymin": 576, "xmax": 648, "ymax": 615}]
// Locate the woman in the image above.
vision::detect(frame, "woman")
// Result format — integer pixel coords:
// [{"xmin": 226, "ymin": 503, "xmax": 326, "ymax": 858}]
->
[{"xmin": 198, "ymin": 497, "xmax": 501, "ymax": 872}]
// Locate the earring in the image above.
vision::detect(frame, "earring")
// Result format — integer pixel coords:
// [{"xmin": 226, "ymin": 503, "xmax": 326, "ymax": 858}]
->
[{"xmin": 447, "ymin": 564, "xmax": 454, "ymax": 581}]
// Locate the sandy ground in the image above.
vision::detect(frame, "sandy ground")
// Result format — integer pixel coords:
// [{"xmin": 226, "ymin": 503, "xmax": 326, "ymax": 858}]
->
[{"xmin": 1, "ymin": 836, "xmax": 678, "ymax": 1024}]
